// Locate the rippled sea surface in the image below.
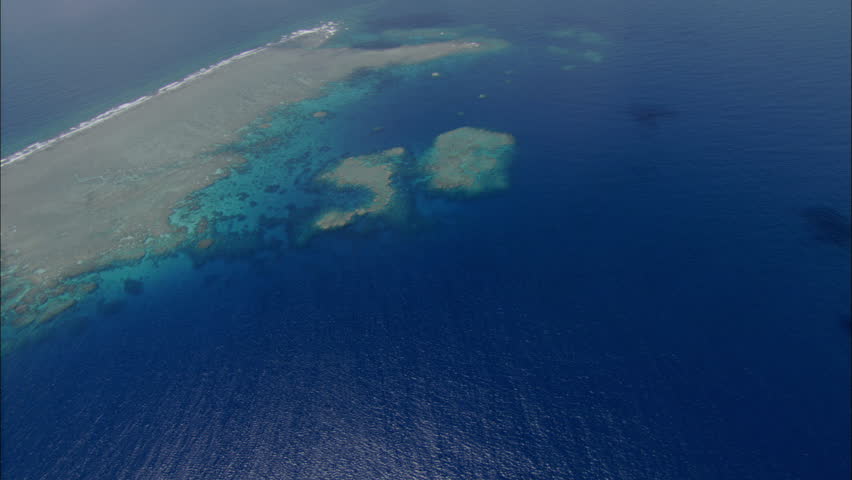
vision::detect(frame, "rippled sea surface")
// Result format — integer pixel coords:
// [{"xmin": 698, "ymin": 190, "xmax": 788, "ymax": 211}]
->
[{"xmin": 2, "ymin": 0, "xmax": 849, "ymax": 478}]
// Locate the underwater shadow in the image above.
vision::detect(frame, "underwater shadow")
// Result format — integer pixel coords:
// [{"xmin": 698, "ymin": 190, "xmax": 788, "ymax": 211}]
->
[
  {"xmin": 123, "ymin": 278, "xmax": 145, "ymax": 295},
  {"xmin": 626, "ymin": 104, "xmax": 679, "ymax": 127},
  {"xmin": 801, "ymin": 206, "xmax": 851, "ymax": 249},
  {"xmin": 97, "ymin": 299, "xmax": 127, "ymax": 316}
]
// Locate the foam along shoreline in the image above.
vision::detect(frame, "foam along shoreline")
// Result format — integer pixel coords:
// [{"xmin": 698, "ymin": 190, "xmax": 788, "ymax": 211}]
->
[
  {"xmin": 0, "ymin": 24, "xmax": 498, "ymax": 329},
  {"xmin": 0, "ymin": 22, "xmax": 341, "ymax": 168}
]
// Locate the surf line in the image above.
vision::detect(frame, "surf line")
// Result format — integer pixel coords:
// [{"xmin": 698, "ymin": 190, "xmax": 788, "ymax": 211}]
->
[{"xmin": 0, "ymin": 21, "xmax": 340, "ymax": 168}]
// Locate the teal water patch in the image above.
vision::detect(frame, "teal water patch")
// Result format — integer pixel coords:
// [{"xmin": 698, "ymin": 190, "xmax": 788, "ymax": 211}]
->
[
  {"xmin": 168, "ymin": 78, "xmax": 379, "ymax": 248},
  {"xmin": 0, "ymin": 250, "xmax": 194, "ymax": 353},
  {"xmin": 170, "ymin": 43, "xmax": 515, "ymax": 252},
  {"xmin": 1, "ymin": 37, "xmax": 515, "ymax": 353}
]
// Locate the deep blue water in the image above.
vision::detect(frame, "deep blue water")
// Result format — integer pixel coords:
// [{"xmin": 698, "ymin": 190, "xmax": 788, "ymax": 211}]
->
[{"xmin": 2, "ymin": 0, "xmax": 850, "ymax": 479}]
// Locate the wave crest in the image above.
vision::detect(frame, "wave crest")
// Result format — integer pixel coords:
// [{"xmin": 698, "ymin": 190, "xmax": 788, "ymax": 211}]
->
[{"xmin": 1, "ymin": 21, "xmax": 340, "ymax": 168}]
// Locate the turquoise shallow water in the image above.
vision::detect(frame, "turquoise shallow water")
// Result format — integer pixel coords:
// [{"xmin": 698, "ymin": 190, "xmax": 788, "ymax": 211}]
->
[{"xmin": 2, "ymin": 0, "xmax": 850, "ymax": 478}]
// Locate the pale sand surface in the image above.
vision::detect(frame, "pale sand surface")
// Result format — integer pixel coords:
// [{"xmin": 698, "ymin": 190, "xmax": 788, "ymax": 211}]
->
[
  {"xmin": 0, "ymin": 39, "xmax": 490, "ymax": 323},
  {"xmin": 314, "ymin": 147, "xmax": 404, "ymax": 231},
  {"xmin": 422, "ymin": 127, "xmax": 515, "ymax": 194}
]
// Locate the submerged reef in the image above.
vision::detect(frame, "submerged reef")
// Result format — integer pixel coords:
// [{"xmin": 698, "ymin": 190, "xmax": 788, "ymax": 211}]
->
[
  {"xmin": 545, "ymin": 26, "xmax": 609, "ymax": 66},
  {"xmin": 331, "ymin": 21, "xmax": 507, "ymax": 52},
  {"xmin": 420, "ymin": 127, "xmax": 516, "ymax": 195},
  {"xmin": 0, "ymin": 23, "xmax": 507, "ymax": 350},
  {"xmin": 364, "ymin": 12, "xmax": 456, "ymax": 31},
  {"xmin": 547, "ymin": 45, "xmax": 605, "ymax": 63},
  {"xmin": 548, "ymin": 28, "xmax": 609, "ymax": 46}
]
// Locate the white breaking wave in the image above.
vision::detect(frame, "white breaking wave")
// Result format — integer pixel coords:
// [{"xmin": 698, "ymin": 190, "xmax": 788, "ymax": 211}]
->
[{"xmin": 1, "ymin": 21, "xmax": 340, "ymax": 168}]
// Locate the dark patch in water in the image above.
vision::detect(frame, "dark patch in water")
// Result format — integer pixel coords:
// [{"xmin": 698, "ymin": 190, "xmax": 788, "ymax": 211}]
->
[
  {"xmin": 801, "ymin": 206, "xmax": 851, "ymax": 248},
  {"xmin": 97, "ymin": 299, "xmax": 126, "ymax": 316},
  {"xmin": 346, "ymin": 67, "xmax": 402, "ymax": 92},
  {"xmin": 264, "ymin": 184, "xmax": 281, "ymax": 193},
  {"xmin": 258, "ymin": 215, "xmax": 287, "ymax": 229},
  {"xmin": 186, "ymin": 228, "xmax": 284, "ymax": 268},
  {"xmin": 237, "ymin": 192, "xmax": 250, "ymax": 201},
  {"xmin": 627, "ymin": 104, "xmax": 678, "ymax": 127},
  {"xmin": 364, "ymin": 12, "xmax": 455, "ymax": 31},
  {"xmin": 232, "ymin": 162, "xmax": 252, "ymax": 174},
  {"xmin": 123, "ymin": 279, "xmax": 144, "ymax": 295},
  {"xmin": 284, "ymin": 151, "xmax": 311, "ymax": 169},
  {"xmin": 202, "ymin": 274, "xmax": 220, "ymax": 287},
  {"xmin": 64, "ymin": 316, "xmax": 91, "ymax": 337}
]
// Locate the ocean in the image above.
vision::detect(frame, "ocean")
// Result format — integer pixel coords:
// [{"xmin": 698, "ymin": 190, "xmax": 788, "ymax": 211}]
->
[{"xmin": 1, "ymin": 0, "xmax": 849, "ymax": 478}]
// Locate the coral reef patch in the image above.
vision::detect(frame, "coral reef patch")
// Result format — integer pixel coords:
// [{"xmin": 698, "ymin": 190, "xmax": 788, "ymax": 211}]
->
[{"xmin": 420, "ymin": 127, "xmax": 516, "ymax": 195}]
